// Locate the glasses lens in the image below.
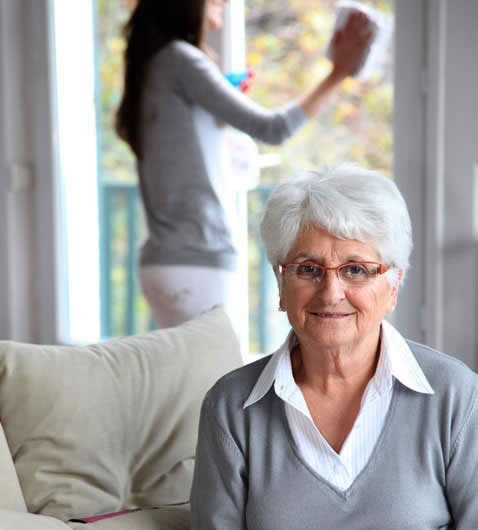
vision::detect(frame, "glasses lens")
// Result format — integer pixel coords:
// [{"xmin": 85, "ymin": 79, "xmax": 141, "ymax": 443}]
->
[
  {"xmin": 287, "ymin": 263, "xmax": 323, "ymax": 281},
  {"xmin": 338, "ymin": 263, "xmax": 380, "ymax": 285}
]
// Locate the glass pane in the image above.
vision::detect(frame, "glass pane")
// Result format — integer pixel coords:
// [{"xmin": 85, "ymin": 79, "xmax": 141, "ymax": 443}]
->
[
  {"xmin": 95, "ymin": 0, "xmax": 152, "ymax": 337},
  {"xmin": 246, "ymin": 0, "xmax": 394, "ymax": 353},
  {"xmin": 96, "ymin": 0, "xmax": 136, "ymax": 185}
]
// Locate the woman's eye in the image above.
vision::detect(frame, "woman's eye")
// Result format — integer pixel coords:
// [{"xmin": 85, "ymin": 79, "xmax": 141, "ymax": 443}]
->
[
  {"xmin": 297, "ymin": 264, "xmax": 319, "ymax": 276},
  {"xmin": 344, "ymin": 264, "xmax": 367, "ymax": 276}
]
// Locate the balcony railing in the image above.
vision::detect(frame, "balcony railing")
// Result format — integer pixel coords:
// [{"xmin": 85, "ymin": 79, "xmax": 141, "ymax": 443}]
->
[{"xmin": 100, "ymin": 181, "xmax": 149, "ymax": 338}]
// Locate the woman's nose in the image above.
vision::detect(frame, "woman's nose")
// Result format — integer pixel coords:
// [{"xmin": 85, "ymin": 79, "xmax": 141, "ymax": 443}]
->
[{"xmin": 316, "ymin": 270, "xmax": 346, "ymax": 303}]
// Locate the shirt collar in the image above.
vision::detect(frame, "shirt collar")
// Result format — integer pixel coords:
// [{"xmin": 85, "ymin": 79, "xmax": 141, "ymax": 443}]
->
[
  {"xmin": 243, "ymin": 330, "xmax": 296, "ymax": 408},
  {"xmin": 381, "ymin": 319, "xmax": 434, "ymax": 394},
  {"xmin": 243, "ymin": 320, "xmax": 434, "ymax": 410}
]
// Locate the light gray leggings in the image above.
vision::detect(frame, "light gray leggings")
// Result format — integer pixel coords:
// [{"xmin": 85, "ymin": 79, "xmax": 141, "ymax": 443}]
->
[{"xmin": 138, "ymin": 264, "xmax": 239, "ymax": 329}]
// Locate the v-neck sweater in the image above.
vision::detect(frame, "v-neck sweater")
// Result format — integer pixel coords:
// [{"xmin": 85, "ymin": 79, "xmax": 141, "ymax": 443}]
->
[
  {"xmin": 243, "ymin": 321, "xmax": 434, "ymax": 491},
  {"xmin": 190, "ymin": 340, "xmax": 478, "ymax": 529}
]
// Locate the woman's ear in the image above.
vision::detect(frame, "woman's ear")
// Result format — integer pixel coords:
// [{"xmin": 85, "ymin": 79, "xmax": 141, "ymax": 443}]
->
[
  {"xmin": 273, "ymin": 265, "xmax": 285, "ymax": 310},
  {"xmin": 394, "ymin": 269, "xmax": 403, "ymax": 291},
  {"xmin": 388, "ymin": 269, "xmax": 403, "ymax": 312}
]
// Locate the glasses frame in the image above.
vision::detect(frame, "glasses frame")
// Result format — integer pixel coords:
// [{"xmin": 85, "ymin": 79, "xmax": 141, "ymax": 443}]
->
[{"xmin": 280, "ymin": 261, "xmax": 391, "ymax": 285}]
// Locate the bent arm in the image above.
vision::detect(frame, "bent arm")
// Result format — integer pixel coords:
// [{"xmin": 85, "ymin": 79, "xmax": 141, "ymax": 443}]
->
[
  {"xmin": 190, "ymin": 395, "xmax": 248, "ymax": 530},
  {"xmin": 171, "ymin": 10, "xmax": 370, "ymax": 144},
  {"xmin": 171, "ymin": 41, "xmax": 305, "ymax": 146}
]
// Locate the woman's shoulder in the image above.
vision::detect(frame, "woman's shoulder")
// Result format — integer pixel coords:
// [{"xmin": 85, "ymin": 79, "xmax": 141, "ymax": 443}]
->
[
  {"xmin": 206, "ymin": 355, "xmax": 272, "ymax": 411},
  {"xmin": 155, "ymin": 39, "xmax": 205, "ymax": 64},
  {"xmin": 148, "ymin": 39, "xmax": 211, "ymax": 86},
  {"xmin": 407, "ymin": 339, "xmax": 478, "ymax": 396}
]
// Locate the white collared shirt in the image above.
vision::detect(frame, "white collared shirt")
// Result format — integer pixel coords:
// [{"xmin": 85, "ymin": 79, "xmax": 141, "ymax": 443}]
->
[{"xmin": 244, "ymin": 320, "xmax": 434, "ymax": 491}]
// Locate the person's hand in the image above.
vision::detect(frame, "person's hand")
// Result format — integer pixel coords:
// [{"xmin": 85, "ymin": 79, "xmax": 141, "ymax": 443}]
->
[
  {"xmin": 329, "ymin": 10, "xmax": 372, "ymax": 82},
  {"xmin": 298, "ymin": 10, "xmax": 373, "ymax": 118}
]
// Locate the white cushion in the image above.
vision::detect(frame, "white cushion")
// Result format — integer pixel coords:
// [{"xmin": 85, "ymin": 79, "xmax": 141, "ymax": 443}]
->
[
  {"xmin": 0, "ymin": 306, "xmax": 241, "ymax": 522},
  {"xmin": 67, "ymin": 506, "xmax": 190, "ymax": 530},
  {"xmin": 0, "ymin": 510, "xmax": 71, "ymax": 530},
  {"xmin": 0, "ymin": 423, "xmax": 26, "ymax": 512}
]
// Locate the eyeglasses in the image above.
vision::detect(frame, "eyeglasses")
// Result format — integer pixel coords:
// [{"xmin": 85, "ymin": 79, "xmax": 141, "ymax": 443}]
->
[{"xmin": 280, "ymin": 261, "xmax": 391, "ymax": 287}]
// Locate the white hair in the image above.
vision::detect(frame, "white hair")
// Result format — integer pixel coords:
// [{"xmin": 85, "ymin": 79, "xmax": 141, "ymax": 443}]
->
[{"xmin": 259, "ymin": 163, "xmax": 413, "ymax": 286}]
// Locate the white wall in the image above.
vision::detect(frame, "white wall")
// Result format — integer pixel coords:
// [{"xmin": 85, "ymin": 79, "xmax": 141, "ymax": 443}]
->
[
  {"xmin": 394, "ymin": 0, "xmax": 478, "ymax": 371},
  {"xmin": 430, "ymin": 1, "xmax": 478, "ymax": 369},
  {"xmin": 393, "ymin": 0, "xmax": 427, "ymax": 346},
  {"xmin": 0, "ymin": 0, "xmax": 35, "ymax": 341}
]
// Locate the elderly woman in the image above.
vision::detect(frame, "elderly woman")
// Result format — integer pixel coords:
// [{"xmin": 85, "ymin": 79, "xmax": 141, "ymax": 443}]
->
[{"xmin": 190, "ymin": 164, "xmax": 478, "ymax": 529}]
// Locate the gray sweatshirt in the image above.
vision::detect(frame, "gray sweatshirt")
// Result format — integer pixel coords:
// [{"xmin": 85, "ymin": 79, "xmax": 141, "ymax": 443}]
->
[
  {"xmin": 190, "ymin": 340, "xmax": 478, "ymax": 529},
  {"xmin": 138, "ymin": 40, "xmax": 306, "ymax": 269}
]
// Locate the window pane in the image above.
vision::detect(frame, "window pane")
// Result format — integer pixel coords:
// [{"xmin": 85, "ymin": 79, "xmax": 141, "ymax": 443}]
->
[
  {"xmin": 95, "ymin": 0, "xmax": 152, "ymax": 337},
  {"xmin": 246, "ymin": 0, "xmax": 394, "ymax": 352},
  {"xmin": 96, "ymin": 0, "xmax": 135, "ymax": 184}
]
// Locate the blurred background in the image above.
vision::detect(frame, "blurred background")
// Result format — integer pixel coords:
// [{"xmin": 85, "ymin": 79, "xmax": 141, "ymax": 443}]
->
[
  {"xmin": 0, "ymin": 0, "xmax": 477, "ymax": 370},
  {"xmin": 95, "ymin": 0, "xmax": 393, "ymax": 352}
]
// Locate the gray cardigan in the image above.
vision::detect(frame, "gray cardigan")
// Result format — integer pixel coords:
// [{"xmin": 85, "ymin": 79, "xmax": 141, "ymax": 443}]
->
[
  {"xmin": 137, "ymin": 40, "xmax": 306, "ymax": 270},
  {"xmin": 190, "ymin": 340, "xmax": 478, "ymax": 529}
]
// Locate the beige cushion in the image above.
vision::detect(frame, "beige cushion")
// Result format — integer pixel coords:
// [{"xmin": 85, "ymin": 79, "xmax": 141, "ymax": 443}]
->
[
  {"xmin": 0, "ymin": 423, "xmax": 27, "ymax": 512},
  {"xmin": 67, "ymin": 505, "xmax": 190, "ymax": 530},
  {"xmin": 0, "ymin": 510, "xmax": 71, "ymax": 530},
  {"xmin": 0, "ymin": 306, "xmax": 242, "ymax": 522}
]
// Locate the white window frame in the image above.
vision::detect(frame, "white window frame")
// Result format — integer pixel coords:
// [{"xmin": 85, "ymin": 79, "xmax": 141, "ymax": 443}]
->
[
  {"xmin": 52, "ymin": 0, "xmax": 101, "ymax": 344},
  {"xmin": 0, "ymin": 0, "xmax": 62, "ymax": 344},
  {"xmin": 0, "ymin": 0, "xmax": 100, "ymax": 344}
]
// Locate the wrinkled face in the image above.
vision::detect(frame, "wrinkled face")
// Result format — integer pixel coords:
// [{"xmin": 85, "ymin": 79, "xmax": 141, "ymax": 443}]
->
[
  {"xmin": 206, "ymin": 0, "xmax": 228, "ymax": 30},
  {"xmin": 278, "ymin": 227, "xmax": 399, "ymax": 353}
]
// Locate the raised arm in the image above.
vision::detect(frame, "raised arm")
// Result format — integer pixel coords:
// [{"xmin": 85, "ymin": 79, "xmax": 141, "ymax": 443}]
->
[
  {"xmin": 168, "ymin": 10, "xmax": 371, "ymax": 145},
  {"xmin": 299, "ymin": 10, "xmax": 372, "ymax": 118}
]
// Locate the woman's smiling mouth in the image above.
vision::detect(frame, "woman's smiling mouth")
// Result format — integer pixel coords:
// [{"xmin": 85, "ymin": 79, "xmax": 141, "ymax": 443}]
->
[{"xmin": 310, "ymin": 312, "xmax": 353, "ymax": 318}]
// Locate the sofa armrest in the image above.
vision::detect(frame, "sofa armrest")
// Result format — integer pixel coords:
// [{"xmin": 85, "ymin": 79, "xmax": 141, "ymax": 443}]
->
[
  {"xmin": 67, "ymin": 506, "xmax": 190, "ymax": 530},
  {"xmin": 0, "ymin": 423, "xmax": 27, "ymax": 513},
  {"xmin": 0, "ymin": 509, "xmax": 71, "ymax": 530}
]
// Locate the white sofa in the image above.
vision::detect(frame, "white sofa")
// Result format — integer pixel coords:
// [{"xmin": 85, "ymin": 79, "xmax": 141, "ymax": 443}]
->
[{"xmin": 0, "ymin": 306, "xmax": 243, "ymax": 530}]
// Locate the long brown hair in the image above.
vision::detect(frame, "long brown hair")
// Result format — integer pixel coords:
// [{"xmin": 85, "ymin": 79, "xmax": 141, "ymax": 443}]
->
[{"xmin": 115, "ymin": 0, "xmax": 208, "ymax": 158}]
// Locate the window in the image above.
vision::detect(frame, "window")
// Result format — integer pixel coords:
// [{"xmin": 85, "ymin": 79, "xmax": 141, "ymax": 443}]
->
[
  {"xmin": 11, "ymin": 1, "xmax": 478, "ymax": 369},
  {"xmin": 52, "ymin": 0, "xmax": 148, "ymax": 342},
  {"xmin": 92, "ymin": 0, "xmax": 394, "ymax": 352},
  {"xmin": 246, "ymin": 0, "xmax": 394, "ymax": 352}
]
